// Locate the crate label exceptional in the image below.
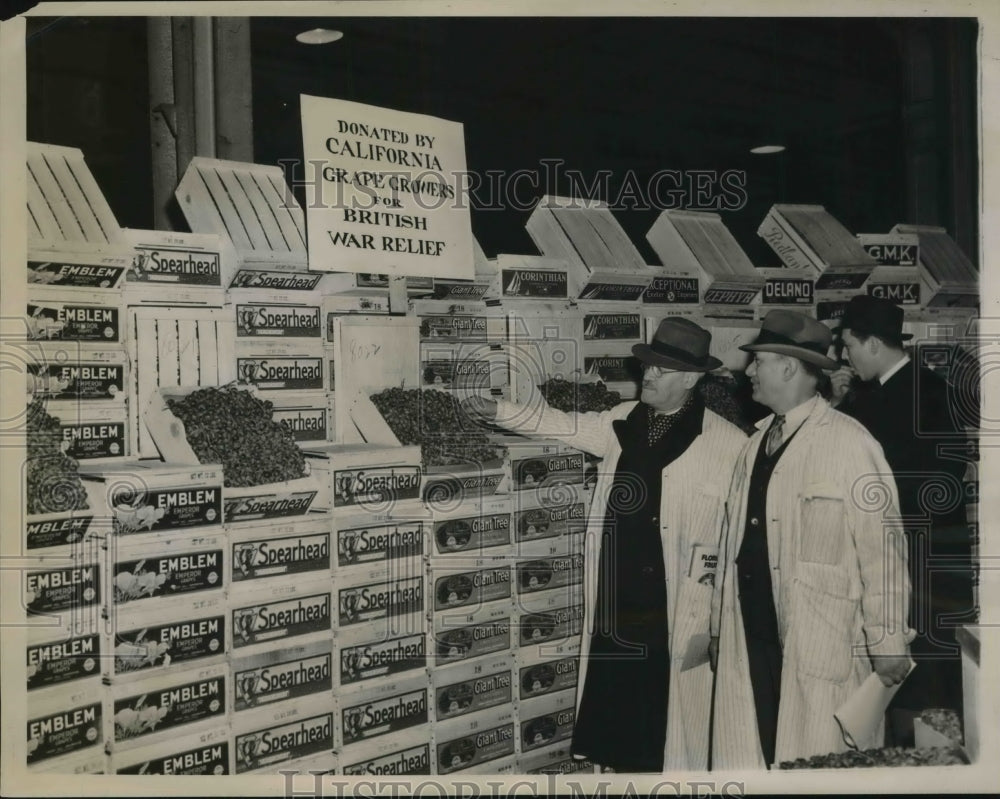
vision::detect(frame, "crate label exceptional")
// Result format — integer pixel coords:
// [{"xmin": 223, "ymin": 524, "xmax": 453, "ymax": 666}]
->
[
  {"xmin": 343, "ymin": 743, "xmax": 431, "ymax": 776},
  {"xmin": 436, "ymin": 668, "xmax": 512, "ymax": 720},
  {"xmin": 583, "ymin": 356, "xmax": 632, "ymax": 383},
  {"xmin": 230, "ymin": 269, "xmax": 324, "ymax": 291},
  {"xmin": 232, "ymin": 592, "xmax": 331, "ymax": 648},
  {"xmin": 338, "ymin": 577, "xmax": 424, "ymax": 627},
  {"xmin": 232, "ymin": 532, "xmax": 330, "ymax": 581},
  {"xmin": 516, "ymin": 554, "xmax": 584, "ymax": 596},
  {"xmin": 27, "ymin": 302, "xmax": 120, "ymax": 342},
  {"xmin": 272, "ymin": 405, "xmax": 328, "ymax": 442},
  {"xmin": 511, "ymin": 454, "xmax": 585, "ymax": 490},
  {"xmin": 763, "ymin": 277, "xmax": 814, "ymax": 305},
  {"xmin": 114, "ymin": 675, "xmax": 225, "ymax": 742},
  {"xmin": 431, "ymin": 281, "xmax": 490, "ymax": 301},
  {"xmin": 26, "ymin": 513, "xmax": 95, "ymax": 551},
  {"xmin": 236, "ymin": 357, "xmax": 323, "ymax": 391},
  {"xmin": 27, "ymin": 632, "xmax": 101, "ymax": 690},
  {"xmin": 224, "ymin": 490, "xmax": 318, "ymax": 523},
  {"xmin": 433, "ymin": 566, "xmax": 512, "ymax": 611},
  {"xmin": 521, "ymin": 707, "xmax": 575, "ymax": 751},
  {"xmin": 583, "ymin": 314, "xmax": 641, "ymax": 341},
  {"xmin": 234, "ymin": 652, "xmax": 332, "ymax": 711},
  {"xmin": 868, "ymin": 282, "xmax": 920, "ymax": 305},
  {"xmin": 115, "ymin": 616, "xmax": 225, "ymax": 675},
  {"xmin": 337, "ymin": 522, "xmax": 423, "ymax": 567},
  {"xmin": 435, "ymin": 616, "xmax": 511, "ymax": 664},
  {"xmin": 333, "ymin": 467, "xmax": 422, "ymax": 507},
  {"xmin": 519, "ymin": 603, "xmax": 585, "ymax": 646},
  {"xmin": 514, "ymin": 503, "xmax": 587, "ymax": 542},
  {"xmin": 436, "ymin": 722, "xmax": 515, "ymax": 774},
  {"xmin": 432, "ymin": 511, "xmax": 511, "ymax": 555},
  {"xmin": 28, "ymin": 260, "xmax": 127, "ymax": 289},
  {"xmin": 340, "ymin": 633, "xmax": 427, "ymax": 686},
  {"xmin": 234, "ymin": 713, "xmax": 333, "ymax": 774},
  {"xmin": 420, "ymin": 315, "xmax": 489, "ymax": 342},
  {"xmin": 60, "ymin": 419, "xmax": 126, "ymax": 460},
  {"xmin": 577, "ymin": 282, "xmax": 647, "ymax": 302},
  {"xmin": 235, "ymin": 304, "xmax": 321, "ymax": 338},
  {"xmin": 815, "ymin": 271, "xmax": 871, "ymax": 291},
  {"xmin": 642, "ymin": 276, "xmax": 699, "ymax": 304},
  {"xmin": 519, "ymin": 656, "xmax": 579, "ymax": 700},
  {"xmin": 27, "ymin": 702, "xmax": 102, "ymax": 764},
  {"xmin": 501, "ymin": 269, "xmax": 568, "ymax": 298},
  {"xmin": 113, "ymin": 549, "xmax": 222, "ymax": 604},
  {"xmin": 340, "ymin": 687, "xmax": 428, "ymax": 746},
  {"xmin": 117, "ymin": 741, "xmax": 230, "ymax": 775},
  {"xmin": 423, "ymin": 472, "xmax": 505, "ymax": 504},
  {"xmin": 111, "ymin": 486, "xmax": 222, "ymax": 534},
  {"xmin": 862, "ymin": 242, "xmax": 918, "ymax": 266},
  {"xmin": 128, "ymin": 247, "xmax": 222, "ymax": 286},
  {"xmin": 25, "ymin": 564, "xmax": 100, "ymax": 616},
  {"xmin": 28, "ymin": 362, "xmax": 124, "ymax": 401}
]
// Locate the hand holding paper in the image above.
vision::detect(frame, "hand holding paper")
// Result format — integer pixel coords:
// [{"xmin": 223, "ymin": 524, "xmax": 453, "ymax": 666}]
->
[{"xmin": 834, "ymin": 660, "xmax": 916, "ymax": 750}]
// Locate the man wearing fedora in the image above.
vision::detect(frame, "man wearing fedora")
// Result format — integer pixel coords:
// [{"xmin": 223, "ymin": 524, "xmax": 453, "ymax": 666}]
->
[
  {"xmin": 709, "ymin": 309, "xmax": 912, "ymax": 769},
  {"xmin": 462, "ymin": 317, "xmax": 746, "ymax": 772},
  {"xmin": 831, "ymin": 295, "xmax": 972, "ymax": 739}
]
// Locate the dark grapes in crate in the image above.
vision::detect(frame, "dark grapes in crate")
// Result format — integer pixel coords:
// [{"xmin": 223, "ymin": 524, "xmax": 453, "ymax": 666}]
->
[
  {"xmin": 779, "ymin": 745, "xmax": 968, "ymax": 769},
  {"xmin": 538, "ymin": 378, "xmax": 622, "ymax": 413},
  {"xmin": 25, "ymin": 399, "xmax": 90, "ymax": 514}
]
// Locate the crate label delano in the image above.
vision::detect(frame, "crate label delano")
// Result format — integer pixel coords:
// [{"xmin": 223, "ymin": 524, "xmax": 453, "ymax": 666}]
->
[
  {"xmin": 113, "ymin": 675, "xmax": 225, "ymax": 741},
  {"xmin": 519, "ymin": 656, "xmax": 579, "ymax": 699},
  {"xmin": 339, "ymin": 633, "xmax": 426, "ymax": 685},
  {"xmin": 337, "ymin": 522, "xmax": 423, "ymax": 567},
  {"xmin": 437, "ymin": 722, "xmax": 515, "ymax": 774},
  {"xmin": 232, "ymin": 592, "xmax": 330, "ymax": 648},
  {"xmin": 114, "ymin": 616, "xmax": 225, "ymax": 675},
  {"xmin": 338, "ymin": 577, "xmax": 423, "ymax": 627},
  {"xmin": 111, "ymin": 486, "xmax": 222, "ymax": 534},
  {"xmin": 27, "ymin": 302, "xmax": 120, "ymax": 342},
  {"xmin": 27, "ymin": 633, "xmax": 101, "ymax": 690},
  {"xmin": 432, "ymin": 512, "xmax": 511, "ymax": 554},
  {"xmin": 117, "ymin": 741, "xmax": 229, "ymax": 775},
  {"xmin": 234, "ymin": 652, "xmax": 332, "ymax": 711},
  {"xmin": 27, "ymin": 702, "xmax": 102, "ymax": 763},
  {"xmin": 763, "ymin": 278, "xmax": 814, "ymax": 305},
  {"xmin": 232, "ymin": 532, "xmax": 330, "ymax": 580},
  {"xmin": 234, "ymin": 713, "xmax": 332, "ymax": 773},
  {"xmin": 341, "ymin": 687, "xmax": 428, "ymax": 745},
  {"xmin": 113, "ymin": 549, "xmax": 222, "ymax": 604},
  {"xmin": 25, "ymin": 564, "xmax": 99, "ymax": 615},
  {"xmin": 436, "ymin": 669, "xmax": 512, "ymax": 719},
  {"xmin": 343, "ymin": 743, "xmax": 430, "ymax": 776}
]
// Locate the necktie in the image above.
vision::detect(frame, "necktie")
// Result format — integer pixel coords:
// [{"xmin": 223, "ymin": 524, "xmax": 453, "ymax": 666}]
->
[{"xmin": 765, "ymin": 415, "xmax": 785, "ymax": 456}]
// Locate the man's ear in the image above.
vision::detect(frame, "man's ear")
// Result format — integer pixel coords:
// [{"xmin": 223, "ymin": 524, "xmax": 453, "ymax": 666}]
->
[{"xmin": 682, "ymin": 371, "xmax": 700, "ymax": 390}]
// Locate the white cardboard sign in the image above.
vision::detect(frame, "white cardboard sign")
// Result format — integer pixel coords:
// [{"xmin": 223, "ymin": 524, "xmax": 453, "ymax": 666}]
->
[{"xmin": 301, "ymin": 94, "xmax": 474, "ymax": 279}]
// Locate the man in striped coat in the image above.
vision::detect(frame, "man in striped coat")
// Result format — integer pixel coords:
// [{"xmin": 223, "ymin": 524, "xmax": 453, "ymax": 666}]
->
[
  {"xmin": 708, "ymin": 310, "xmax": 913, "ymax": 769},
  {"xmin": 463, "ymin": 317, "xmax": 746, "ymax": 772}
]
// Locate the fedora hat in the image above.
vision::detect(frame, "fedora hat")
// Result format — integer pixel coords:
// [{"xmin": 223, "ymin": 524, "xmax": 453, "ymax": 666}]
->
[
  {"xmin": 835, "ymin": 294, "xmax": 913, "ymax": 345},
  {"xmin": 740, "ymin": 309, "xmax": 838, "ymax": 370},
  {"xmin": 632, "ymin": 317, "xmax": 722, "ymax": 372}
]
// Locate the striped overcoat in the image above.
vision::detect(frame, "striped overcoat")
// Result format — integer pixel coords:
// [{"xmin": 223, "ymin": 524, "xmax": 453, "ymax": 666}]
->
[
  {"xmin": 494, "ymin": 397, "xmax": 746, "ymax": 770},
  {"xmin": 709, "ymin": 397, "xmax": 912, "ymax": 769}
]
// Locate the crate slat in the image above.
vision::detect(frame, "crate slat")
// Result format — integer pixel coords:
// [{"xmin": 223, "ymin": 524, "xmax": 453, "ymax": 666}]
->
[
  {"xmin": 259, "ymin": 170, "xmax": 308, "ymax": 251},
  {"xmin": 49, "ymin": 146, "xmax": 121, "ymax": 243},
  {"xmin": 45, "ymin": 151, "xmax": 110, "ymax": 244},
  {"xmin": 27, "ymin": 151, "xmax": 87, "ymax": 243},
  {"xmin": 26, "ymin": 168, "xmax": 62, "ymax": 241},
  {"xmin": 230, "ymin": 170, "xmax": 290, "ymax": 252},
  {"xmin": 195, "ymin": 164, "xmax": 257, "ymax": 251},
  {"xmin": 177, "ymin": 319, "xmax": 201, "ymax": 385},
  {"xmin": 216, "ymin": 167, "xmax": 277, "ymax": 252}
]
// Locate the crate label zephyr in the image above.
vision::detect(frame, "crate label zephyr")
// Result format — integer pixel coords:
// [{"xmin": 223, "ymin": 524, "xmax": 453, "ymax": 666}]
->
[{"xmin": 301, "ymin": 95, "xmax": 474, "ymax": 280}]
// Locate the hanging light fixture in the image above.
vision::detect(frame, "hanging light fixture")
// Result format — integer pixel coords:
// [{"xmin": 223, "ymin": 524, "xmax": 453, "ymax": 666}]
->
[
  {"xmin": 751, "ymin": 144, "xmax": 786, "ymax": 155},
  {"xmin": 750, "ymin": 26, "xmax": 786, "ymax": 155},
  {"xmin": 296, "ymin": 28, "xmax": 344, "ymax": 45}
]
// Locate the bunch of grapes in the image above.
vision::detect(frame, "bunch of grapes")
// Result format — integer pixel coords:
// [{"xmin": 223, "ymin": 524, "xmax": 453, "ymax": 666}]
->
[
  {"xmin": 369, "ymin": 387, "xmax": 506, "ymax": 468},
  {"xmin": 920, "ymin": 708, "xmax": 963, "ymax": 744},
  {"xmin": 698, "ymin": 374, "xmax": 756, "ymax": 434},
  {"xmin": 25, "ymin": 399, "xmax": 90, "ymax": 514},
  {"xmin": 538, "ymin": 378, "xmax": 623, "ymax": 413},
  {"xmin": 166, "ymin": 386, "xmax": 307, "ymax": 487},
  {"xmin": 779, "ymin": 745, "xmax": 967, "ymax": 769}
]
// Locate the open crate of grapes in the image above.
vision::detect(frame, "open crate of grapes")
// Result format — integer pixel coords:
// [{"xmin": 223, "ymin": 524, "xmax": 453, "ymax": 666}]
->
[
  {"xmin": 142, "ymin": 384, "xmax": 323, "ymax": 523},
  {"xmin": 347, "ymin": 386, "xmax": 510, "ymax": 507}
]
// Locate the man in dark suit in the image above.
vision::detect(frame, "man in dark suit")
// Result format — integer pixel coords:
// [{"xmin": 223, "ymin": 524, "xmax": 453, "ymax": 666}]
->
[{"xmin": 831, "ymin": 295, "xmax": 973, "ymax": 740}]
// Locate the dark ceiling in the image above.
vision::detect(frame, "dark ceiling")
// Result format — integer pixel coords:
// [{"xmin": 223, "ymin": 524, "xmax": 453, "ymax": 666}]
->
[{"xmin": 27, "ymin": 15, "xmax": 978, "ymax": 265}]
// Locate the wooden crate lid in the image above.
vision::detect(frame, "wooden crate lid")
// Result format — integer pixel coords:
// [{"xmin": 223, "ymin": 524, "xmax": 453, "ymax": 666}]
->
[
  {"xmin": 648, "ymin": 209, "xmax": 762, "ymax": 281},
  {"xmin": 26, "ymin": 142, "xmax": 126, "ymax": 252},
  {"xmin": 176, "ymin": 156, "xmax": 308, "ymax": 268},
  {"xmin": 767, "ymin": 204, "xmax": 877, "ymax": 269},
  {"xmin": 891, "ymin": 224, "xmax": 979, "ymax": 287}
]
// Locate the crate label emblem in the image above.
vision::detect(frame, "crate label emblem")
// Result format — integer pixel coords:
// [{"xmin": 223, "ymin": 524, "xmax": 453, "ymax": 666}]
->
[
  {"xmin": 27, "ymin": 633, "xmax": 100, "ymax": 690},
  {"xmin": 117, "ymin": 742, "xmax": 229, "ymax": 775},
  {"xmin": 60, "ymin": 421, "xmax": 126, "ymax": 459},
  {"xmin": 28, "ymin": 260, "xmax": 127, "ymax": 289},
  {"xmin": 27, "ymin": 362, "xmax": 124, "ymax": 401},
  {"xmin": 113, "ymin": 549, "xmax": 222, "ymax": 604},
  {"xmin": 26, "ymin": 303, "xmax": 120, "ymax": 342},
  {"xmin": 25, "ymin": 564, "xmax": 99, "ymax": 616},
  {"xmin": 113, "ymin": 675, "xmax": 225, "ymax": 742},
  {"xmin": 111, "ymin": 487, "xmax": 222, "ymax": 534},
  {"xmin": 115, "ymin": 616, "xmax": 225, "ymax": 675},
  {"xmin": 26, "ymin": 514, "xmax": 94, "ymax": 551},
  {"xmin": 27, "ymin": 703, "xmax": 102, "ymax": 764}
]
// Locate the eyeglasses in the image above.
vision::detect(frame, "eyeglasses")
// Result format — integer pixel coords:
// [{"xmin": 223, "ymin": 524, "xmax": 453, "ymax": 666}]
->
[{"xmin": 643, "ymin": 364, "xmax": 677, "ymax": 378}]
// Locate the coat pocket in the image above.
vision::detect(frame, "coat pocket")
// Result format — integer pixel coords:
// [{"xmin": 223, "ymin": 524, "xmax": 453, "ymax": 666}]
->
[
  {"xmin": 799, "ymin": 494, "xmax": 845, "ymax": 566},
  {"xmin": 791, "ymin": 579, "xmax": 858, "ymax": 683}
]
